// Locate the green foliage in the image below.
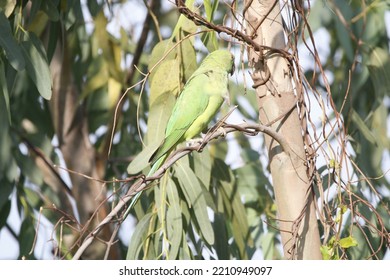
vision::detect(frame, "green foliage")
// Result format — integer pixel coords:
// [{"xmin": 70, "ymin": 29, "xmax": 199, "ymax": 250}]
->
[
  {"xmin": 320, "ymin": 236, "xmax": 358, "ymax": 260},
  {"xmin": 0, "ymin": 0, "xmax": 388, "ymax": 260},
  {"xmin": 123, "ymin": 1, "xmax": 272, "ymax": 259},
  {"xmin": 0, "ymin": 12, "xmax": 25, "ymax": 71},
  {"xmin": 0, "ymin": 0, "xmax": 272, "ymax": 260},
  {"xmin": 307, "ymin": 0, "xmax": 390, "ymax": 259}
]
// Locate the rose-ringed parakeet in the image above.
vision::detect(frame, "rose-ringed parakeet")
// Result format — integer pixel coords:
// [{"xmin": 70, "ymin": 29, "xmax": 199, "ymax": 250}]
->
[{"xmin": 129, "ymin": 49, "xmax": 235, "ymax": 209}]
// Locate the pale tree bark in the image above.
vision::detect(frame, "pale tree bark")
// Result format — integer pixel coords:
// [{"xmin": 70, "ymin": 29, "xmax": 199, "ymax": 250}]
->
[
  {"xmin": 49, "ymin": 34, "xmax": 120, "ymax": 259},
  {"xmin": 244, "ymin": 0, "xmax": 322, "ymax": 259}
]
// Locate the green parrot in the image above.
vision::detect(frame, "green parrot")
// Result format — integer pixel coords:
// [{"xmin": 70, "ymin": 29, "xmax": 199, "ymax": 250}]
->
[{"xmin": 128, "ymin": 49, "xmax": 235, "ymax": 209}]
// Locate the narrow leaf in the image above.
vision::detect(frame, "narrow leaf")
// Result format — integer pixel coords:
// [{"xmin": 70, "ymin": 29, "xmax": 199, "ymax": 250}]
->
[
  {"xmin": 146, "ymin": 90, "xmax": 177, "ymax": 145},
  {"xmin": 192, "ymin": 149, "xmax": 211, "ymax": 190},
  {"xmin": 148, "ymin": 39, "xmax": 177, "ymax": 80},
  {"xmin": 175, "ymin": 159, "xmax": 215, "ymax": 245},
  {"xmin": 166, "ymin": 178, "xmax": 183, "ymax": 259},
  {"xmin": 126, "ymin": 212, "xmax": 153, "ymax": 259},
  {"xmin": 333, "ymin": 2, "xmax": 354, "ymax": 62},
  {"xmin": 220, "ymin": 180, "xmax": 250, "ymax": 257},
  {"xmin": 213, "ymin": 213, "xmax": 229, "ymax": 259},
  {"xmin": 81, "ymin": 56, "xmax": 108, "ymax": 99},
  {"xmin": 0, "ymin": 199, "xmax": 11, "ymax": 229},
  {"xmin": 178, "ymin": 34, "xmax": 197, "ymax": 81},
  {"xmin": 0, "ymin": 12, "xmax": 25, "ymax": 71},
  {"xmin": 367, "ymin": 47, "xmax": 390, "ymax": 98},
  {"xmin": 20, "ymin": 33, "xmax": 52, "ymax": 100},
  {"xmin": 149, "ymin": 59, "xmax": 180, "ymax": 105},
  {"xmin": 41, "ymin": 0, "xmax": 60, "ymax": 21},
  {"xmin": 107, "ymin": 77, "xmax": 121, "ymax": 109},
  {"xmin": 127, "ymin": 141, "xmax": 161, "ymax": 175},
  {"xmin": 351, "ymin": 109, "xmax": 377, "ymax": 145},
  {"xmin": 0, "ymin": 0, "xmax": 16, "ymax": 17},
  {"xmin": 0, "ymin": 58, "xmax": 11, "ymax": 123},
  {"xmin": 260, "ymin": 232, "xmax": 275, "ymax": 260},
  {"xmin": 171, "ymin": 0, "xmax": 196, "ymax": 37},
  {"xmin": 18, "ymin": 218, "xmax": 36, "ymax": 259}
]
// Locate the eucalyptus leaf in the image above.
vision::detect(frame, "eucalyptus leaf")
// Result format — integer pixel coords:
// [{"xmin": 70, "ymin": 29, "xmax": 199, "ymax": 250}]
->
[
  {"xmin": 41, "ymin": 0, "xmax": 60, "ymax": 21},
  {"xmin": 213, "ymin": 213, "xmax": 229, "ymax": 259},
  {"xmin": 166, "ymin": 178, "xmax": 183, "ymax": 259},
  {"xmin": 363, "ymin": 6, "xmax": 386, "ymax": 46},
  {"xmin": 348, "ymin": 227, "xmax": 371, "ymax": 260},
  {"xmin": 27, "ymin": 10, "xmax": 49, "ymax": 36},
  {"xmin": 192, "ymin": 148, "xmax": 211, "ymax": 190},
  {"xmin": 220, "ymin": 179, "xmax": 251, "ymax": 257},
  {"xmin": 177, "ymin": 34, "xmax": 197, "ymax": 81},
  {"xmin": 0, "ymin": 12, "xmax": 25, "ymax": 71},
  {"xmin": 126, "ymin": 212, "xmax": 153, "ymax": 259},
  {"xmin": 178, "ymin": 233, "xmax": 192, "ymax": 260},
  {"xmin": 28, "ymin": 0, "xmax": 42, "ymax": 24},
  {"xmin": 127, "ymin": 141, "xmax": 161, "ymax": 175},
  {"xmin": 0, "ymin": 123, "xmax": 17, "ymax": 182},
  {"xmin": 367, "ymin": 47, "xmax": 390, "ymax": 98},
  {"xmin": 47, "ymin": 19, "xmax": 61, "ymax": 63},
  {"xmin": 0, "ymin": 0, "xmax": 16, "ymax": 17},
  {"xmin": 0, "ymin": 58, "xmax": 11, "ymax": 123},
  {"xmin": 260, "ymin": 232, "xmax": 275, "ymax": 260},
  {"xmin": 333, "ymin": 2, "xmax": 354, "ymax": 62},
  {"xmin": 0, "ymin": 177, "xmax": 13, "ymax": 209},
  {"xmin": 148, "ymin": 39, "xmax": 177, "ymax": 80},
  {"xmin": 171, "ymin": 0, "xmax": 196, "ymax": 37},
  {"xmin": 149, "ymin": 59, "xmax": 181, "ymax": 105},
  {"xmin": 351, "ymin": 109, "xmax": 377, "ymax": 145},
  {"xmin": 18, "ymin": 218, "xmax": 36, "ymax": 259},
  {"xmin": 146, "ymin": 57, "xmax": 181, "ymax": 146},
  {"xmin": 147, "ymin": 89, "xmax": 177, "ymax": 145},
  {"xmin": 0, "ymin": 199, "xmax": 11, "ymax": 229},
  {"xmin": 20, "ymin": 33, "xmax": 52, "ymax": 100},
  {"xmin": 80, "ymin": 56, "xmax": 109, "ymax": 100},
  {"xmin": 24, "ymin": 188, "xmax": 43, "ymax": 209},
  {"xmin": 174, "ymin": 159, "xmax": 215, "ymax": 245}
]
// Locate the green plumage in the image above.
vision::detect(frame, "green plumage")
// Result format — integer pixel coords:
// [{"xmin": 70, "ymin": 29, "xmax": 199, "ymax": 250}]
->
[
  {"xmin": 129, "ymin": 49, "xmax": 234, "ymax": 209},
  {"xmin": 149, "ymin": 49, "xmax": 234, "ymax": 169}
]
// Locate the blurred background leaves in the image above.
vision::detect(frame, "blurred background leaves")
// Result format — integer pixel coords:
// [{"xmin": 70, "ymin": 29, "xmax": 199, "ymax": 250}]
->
[{"xmin": 0, "ymin": 0, "xmax": 388, "ymax": 260}]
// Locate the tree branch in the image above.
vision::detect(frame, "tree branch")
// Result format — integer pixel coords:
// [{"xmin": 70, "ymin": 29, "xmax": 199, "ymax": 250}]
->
[
  {"xmin": 72, "ymin": 120, "xmax": 290, "ymax": 259},
  {"xmin": 174, "ymin": 0, "xmax": 290, "ymax": 59}
]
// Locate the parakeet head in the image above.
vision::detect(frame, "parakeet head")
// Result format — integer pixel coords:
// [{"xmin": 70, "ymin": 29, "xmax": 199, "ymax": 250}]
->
[{"xmin": 201, "ymin": 50, "xmax": 235, "ymax": 76}]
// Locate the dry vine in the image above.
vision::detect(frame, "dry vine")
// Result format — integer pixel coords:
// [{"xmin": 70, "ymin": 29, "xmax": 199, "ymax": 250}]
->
[
  {"xmin": 71, "ymin": 114, "xmax": 292, "ymax": 259},
  {"xmin": 171, "ymin": 0, "xmax": 389, "ymax": 259},
  {"xmin": 50, "ymin": 0, "xmax": 389, "ymax": 259}
]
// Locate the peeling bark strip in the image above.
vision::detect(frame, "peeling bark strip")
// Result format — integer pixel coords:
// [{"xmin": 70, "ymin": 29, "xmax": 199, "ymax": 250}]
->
[{"xmin": 243, "ymin": 0, "xmax": 322, "ymax": 259}]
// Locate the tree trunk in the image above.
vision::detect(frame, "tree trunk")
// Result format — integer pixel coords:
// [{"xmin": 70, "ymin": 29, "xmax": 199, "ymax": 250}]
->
[
  {"xmin": 49, "ymin": 31, "xmax": 120, "ymax": 259},
  {"xmin": 244, "ymin": 0, "xmax": 322, "ymax": 259}
]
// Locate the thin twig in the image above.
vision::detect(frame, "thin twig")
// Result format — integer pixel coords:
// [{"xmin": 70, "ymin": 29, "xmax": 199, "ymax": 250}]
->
[
  {"xmin": 72, "ymin": 120, "xmax": 291, "ymax": 259},
  {"xmin": 174, "ymin": 0, "xmax": 291, "ymax": 59},
  {"xmin": 103, "ymin": 0, "xmax": 159, "ymax": 159}
]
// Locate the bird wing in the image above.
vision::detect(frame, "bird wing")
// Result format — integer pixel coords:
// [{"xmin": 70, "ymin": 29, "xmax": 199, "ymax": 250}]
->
[{"xmin": 149, "ymin": 72, "xmax": 211, "ymax": 164}]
